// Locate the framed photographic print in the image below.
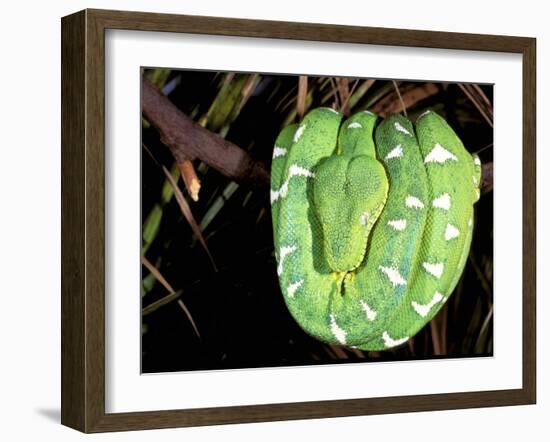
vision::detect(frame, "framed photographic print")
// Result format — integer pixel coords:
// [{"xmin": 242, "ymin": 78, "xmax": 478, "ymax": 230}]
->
[{"xmin": 61, "ymin": 9, "xmax": 536, "ymax": 433}]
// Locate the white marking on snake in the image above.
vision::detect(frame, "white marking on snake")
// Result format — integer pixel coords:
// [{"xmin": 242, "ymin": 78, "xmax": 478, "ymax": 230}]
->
[
  {"xmin": 412, "ymin": 291, "xmax": 444, "ymax": 317},
  {"xmin": 360, "ymin": 211, "xmax": 369, "ymax": 225},
  {"xmin": 475, "ymin": 188, "xmax": 480, "ymax": 200},
  {"xmin": 272, "ymin": 146, "xmax": 287, "ymax": 158},
  {"xmin": 422, "ymin": 262, "xmax": 444, "ymax": 279},
  {"xmin": 277, "ymin": 245, "xmax": 297, "ymax": 276},
  {"xmin": 379, "ymin": 265, "xmax": 407, "ymax": 287},
  {"xmin": 270, "ymin": 164, "xmax": 315, "ymax": 203},
  {"xmin": 474, "ymin": 156, "xmax": 481, "ymax": 166},
  {"xmin": 432, "ymin": 193, "xmax": 451, "ymax": 210},
  {"xmin": 270, "ymin": 184, "xmax": 288, "ymax": 204},
  {"xmin": 424, "ymin": 143, "xmax": 458, "ymax": 164},
  {"xmin": 363, "ymin": 110, "xmax": 374, "ymax": 115},
  {"xmin": 287, "ymin": 279, "xmax": 303, "ymax": 298},
  {"xmin": 473, "ymin": 175, "xmax": 478, "ymax": 185},
  {"xmin": 394, "ymin": 121, "xmax": 412, "ymax": 136},
  {"xmin": 387, "ymin": 219, "xmax": 407, "ymax": 231},
  {"xmin": 289, "ymin": 164, "xmax": 315, "ymax": 178},
  {"xmin": 347, "ymin": 122, "xmax": 362, "ymax": 129},
  {"xmin": 326, "ymin": 107, "xmax": 339, "ymax": 114},
  {"xmin": 468, "ymin": 217, "xmax": 473, "ymax": 227},
  {"xmin": 329, "ymin": 314, "xmax": 347, "ymax": 345},
  {"xmin": 405, "ymin": 195, "xmax": 424, "ymax": 209},
  {"xmin": 417, "ymin": 110, "xmax": 431, "ymax": 120},
  {"xmin": 293, "ymin": 124, "xmax": 306, "ymax": 143},
  {"xmin": 445, "ymin": 223, "xmax": 460, "ymax": 241},
  {"xmin": 382, "ymin": 331, "xmax": 409, "ymax": 348},
  {"xmin": 360, "ymin": 300, "xmax": 377, "ymax": 321},
  {"xmin": 385, "ymin": 144, "xmax": 403, "ymax": 160}
]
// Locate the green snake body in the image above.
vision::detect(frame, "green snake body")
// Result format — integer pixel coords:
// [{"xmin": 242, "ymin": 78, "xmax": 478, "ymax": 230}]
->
[{"xmin": 270, "ymin": 108, "xmax": 481, "ymax": 351}]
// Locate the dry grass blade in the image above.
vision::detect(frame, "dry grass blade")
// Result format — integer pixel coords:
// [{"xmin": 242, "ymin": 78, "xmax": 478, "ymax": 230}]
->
[
  {"xmin": 372, "ymin": 83, "xmax": 438, "ymax": 116},
  {"xmin": 337, "ymin": 77, "xmax": 350, "ymax": 116},
  {"xmin": 340, "ymin": 79, "xmax": 360, "ymax": 113},
  {"xmin": 297, "ymin": 76, "xmax": 308, "ymax": 120},
  {"xmin": 321, "ymin": 344, "xmax": 338, "ymax": 359},
  {"xmin": 162, "ymin": 165, "xmax": 218, "ymax": 272},
  {"xmin": 328, "ymin": 344, "xmax": 349, "ymax": 359},
  {"xmin": 430, "ymin": 319, "xmax": 442, "ymax": 355},
  {"xmin": 177, "ymin": 300, "xmax": 202, "ymax": 340},
  {"xmin": 238, "ymin": 73, "xmax": 261, "ymax": 114},
  {"xmin": 142, "ymin": 142, "xmax": 160, "ymax": 167},
  {"xmin": 365, "ymin": 82, "xmax": 395, "ymax": 110},
  {"xmin": 472, "ymin": 84, "xmax": 493, "ymax": 114},
  {"xmin": 348, "ymin": 79, "xmax": 376, "ymax": 110},
  {"xmin": 468, "ymin": 252, "xmax": 493, "ymax": 297},
  {"xmin": 392, "ymin": 80, "xmax": 407, "ymax": 117},
  {"xmin": 141, "ymin": 256, "xmax": 201, "ymax": 339},
  {"xmin": 223, "ymin": 72, "xmax": 235, "ymax": 85},
  {"xmin": 242, "ymin": 73, "xmax": 260, "ymax": 100},
  {"xmin": 348, "ymin": 347, "xmax": 366, "ymax": 359},
  {"xmin": 481, "ymin": 162, "xmax": 494, "ymax": 192},
  {"xmin": 475, "ymin": 143, "xmax": 493, "ymax": 155},
  {"xmin": 142, "ymin": 255, "xmax": 175, "ymax": 292},
  {"xmin": 440, "ymin": 302, "xmax": 448, "ymax": 354},
  {"xmin": 407, "ymin": 338, "xmax": 415, "ymax": 356},
  {"xmin": 276, "ymin": 84, "xmax": 298, "ymax": 112},
  {"xmin": 329, "ymin": 77, "xmax": 341, "ymax": 110},
  {"xmin": 142, "ymin": 291, "xmax": 182, "ymax": 316},
  {"xmin": 459, "ymin": 83, "xmax": 493, "ymax": 128},
  {"xmin": 474, "ymin": 305, "xmax": 493, "ymax": 352}
]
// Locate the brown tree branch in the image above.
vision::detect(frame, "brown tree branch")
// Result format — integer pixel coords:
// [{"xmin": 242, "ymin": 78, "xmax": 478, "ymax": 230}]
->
[
  {"xmin": 142, "ymin": 77, "xmax": 493, "ymax": 192},
  {"xmin": 142, "ymin": 78, "xmax": 270, "ymax": 186}
]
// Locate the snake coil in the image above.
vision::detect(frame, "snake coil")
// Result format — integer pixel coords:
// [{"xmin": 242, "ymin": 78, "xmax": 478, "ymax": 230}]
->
[{"xmin": 270, "ymin": 108, "xmax": 481, "ymax": 351}]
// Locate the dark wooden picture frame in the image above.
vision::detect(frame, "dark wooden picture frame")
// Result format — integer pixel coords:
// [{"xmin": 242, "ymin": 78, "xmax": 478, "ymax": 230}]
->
[{"xmin": 61, "ymin": 8, "xmax": 536, "ymax": 433}]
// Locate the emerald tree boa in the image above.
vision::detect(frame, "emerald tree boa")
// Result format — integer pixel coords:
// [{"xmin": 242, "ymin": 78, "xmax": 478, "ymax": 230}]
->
[{"xmin": 270, "ymin": 108, "xmax": 481, "ymax": 351}]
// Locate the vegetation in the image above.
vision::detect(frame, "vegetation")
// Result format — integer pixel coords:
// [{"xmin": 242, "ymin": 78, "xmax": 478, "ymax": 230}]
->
[{"xmin": 141, "ymin": 68, "xmax": 493, "ymax": 373}]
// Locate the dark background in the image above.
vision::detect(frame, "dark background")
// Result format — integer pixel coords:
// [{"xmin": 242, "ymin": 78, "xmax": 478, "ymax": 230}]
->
[{"xmin": 141, "ymin": 69, "xmax": 493, "ymax": 373}]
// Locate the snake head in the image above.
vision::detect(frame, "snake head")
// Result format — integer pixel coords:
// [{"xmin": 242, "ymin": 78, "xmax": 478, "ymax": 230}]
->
[{"xmin": 312, "ymin": 154, "xmax": 389, "ymax": 273}]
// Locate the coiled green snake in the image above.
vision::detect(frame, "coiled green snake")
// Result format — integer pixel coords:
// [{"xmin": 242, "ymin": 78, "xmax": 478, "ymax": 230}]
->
[{"xmin": 270, "ymin": 108, "xmax": 481, "ymax": 351}]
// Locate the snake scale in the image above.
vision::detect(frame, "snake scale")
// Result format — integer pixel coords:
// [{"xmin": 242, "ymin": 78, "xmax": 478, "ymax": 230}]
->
[{"xmin": 270, "ymin": 108, "xmax": 481, "ymax": 351}]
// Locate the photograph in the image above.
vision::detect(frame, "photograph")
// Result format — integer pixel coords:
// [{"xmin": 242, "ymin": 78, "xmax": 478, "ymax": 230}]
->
[
  {"xmin": 55, "ymin": 5, "xmax": 537, "ymax": 434},
  {"xmin": 140, "ymin": 68, "xmax": 494, "ymax": 374}
]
